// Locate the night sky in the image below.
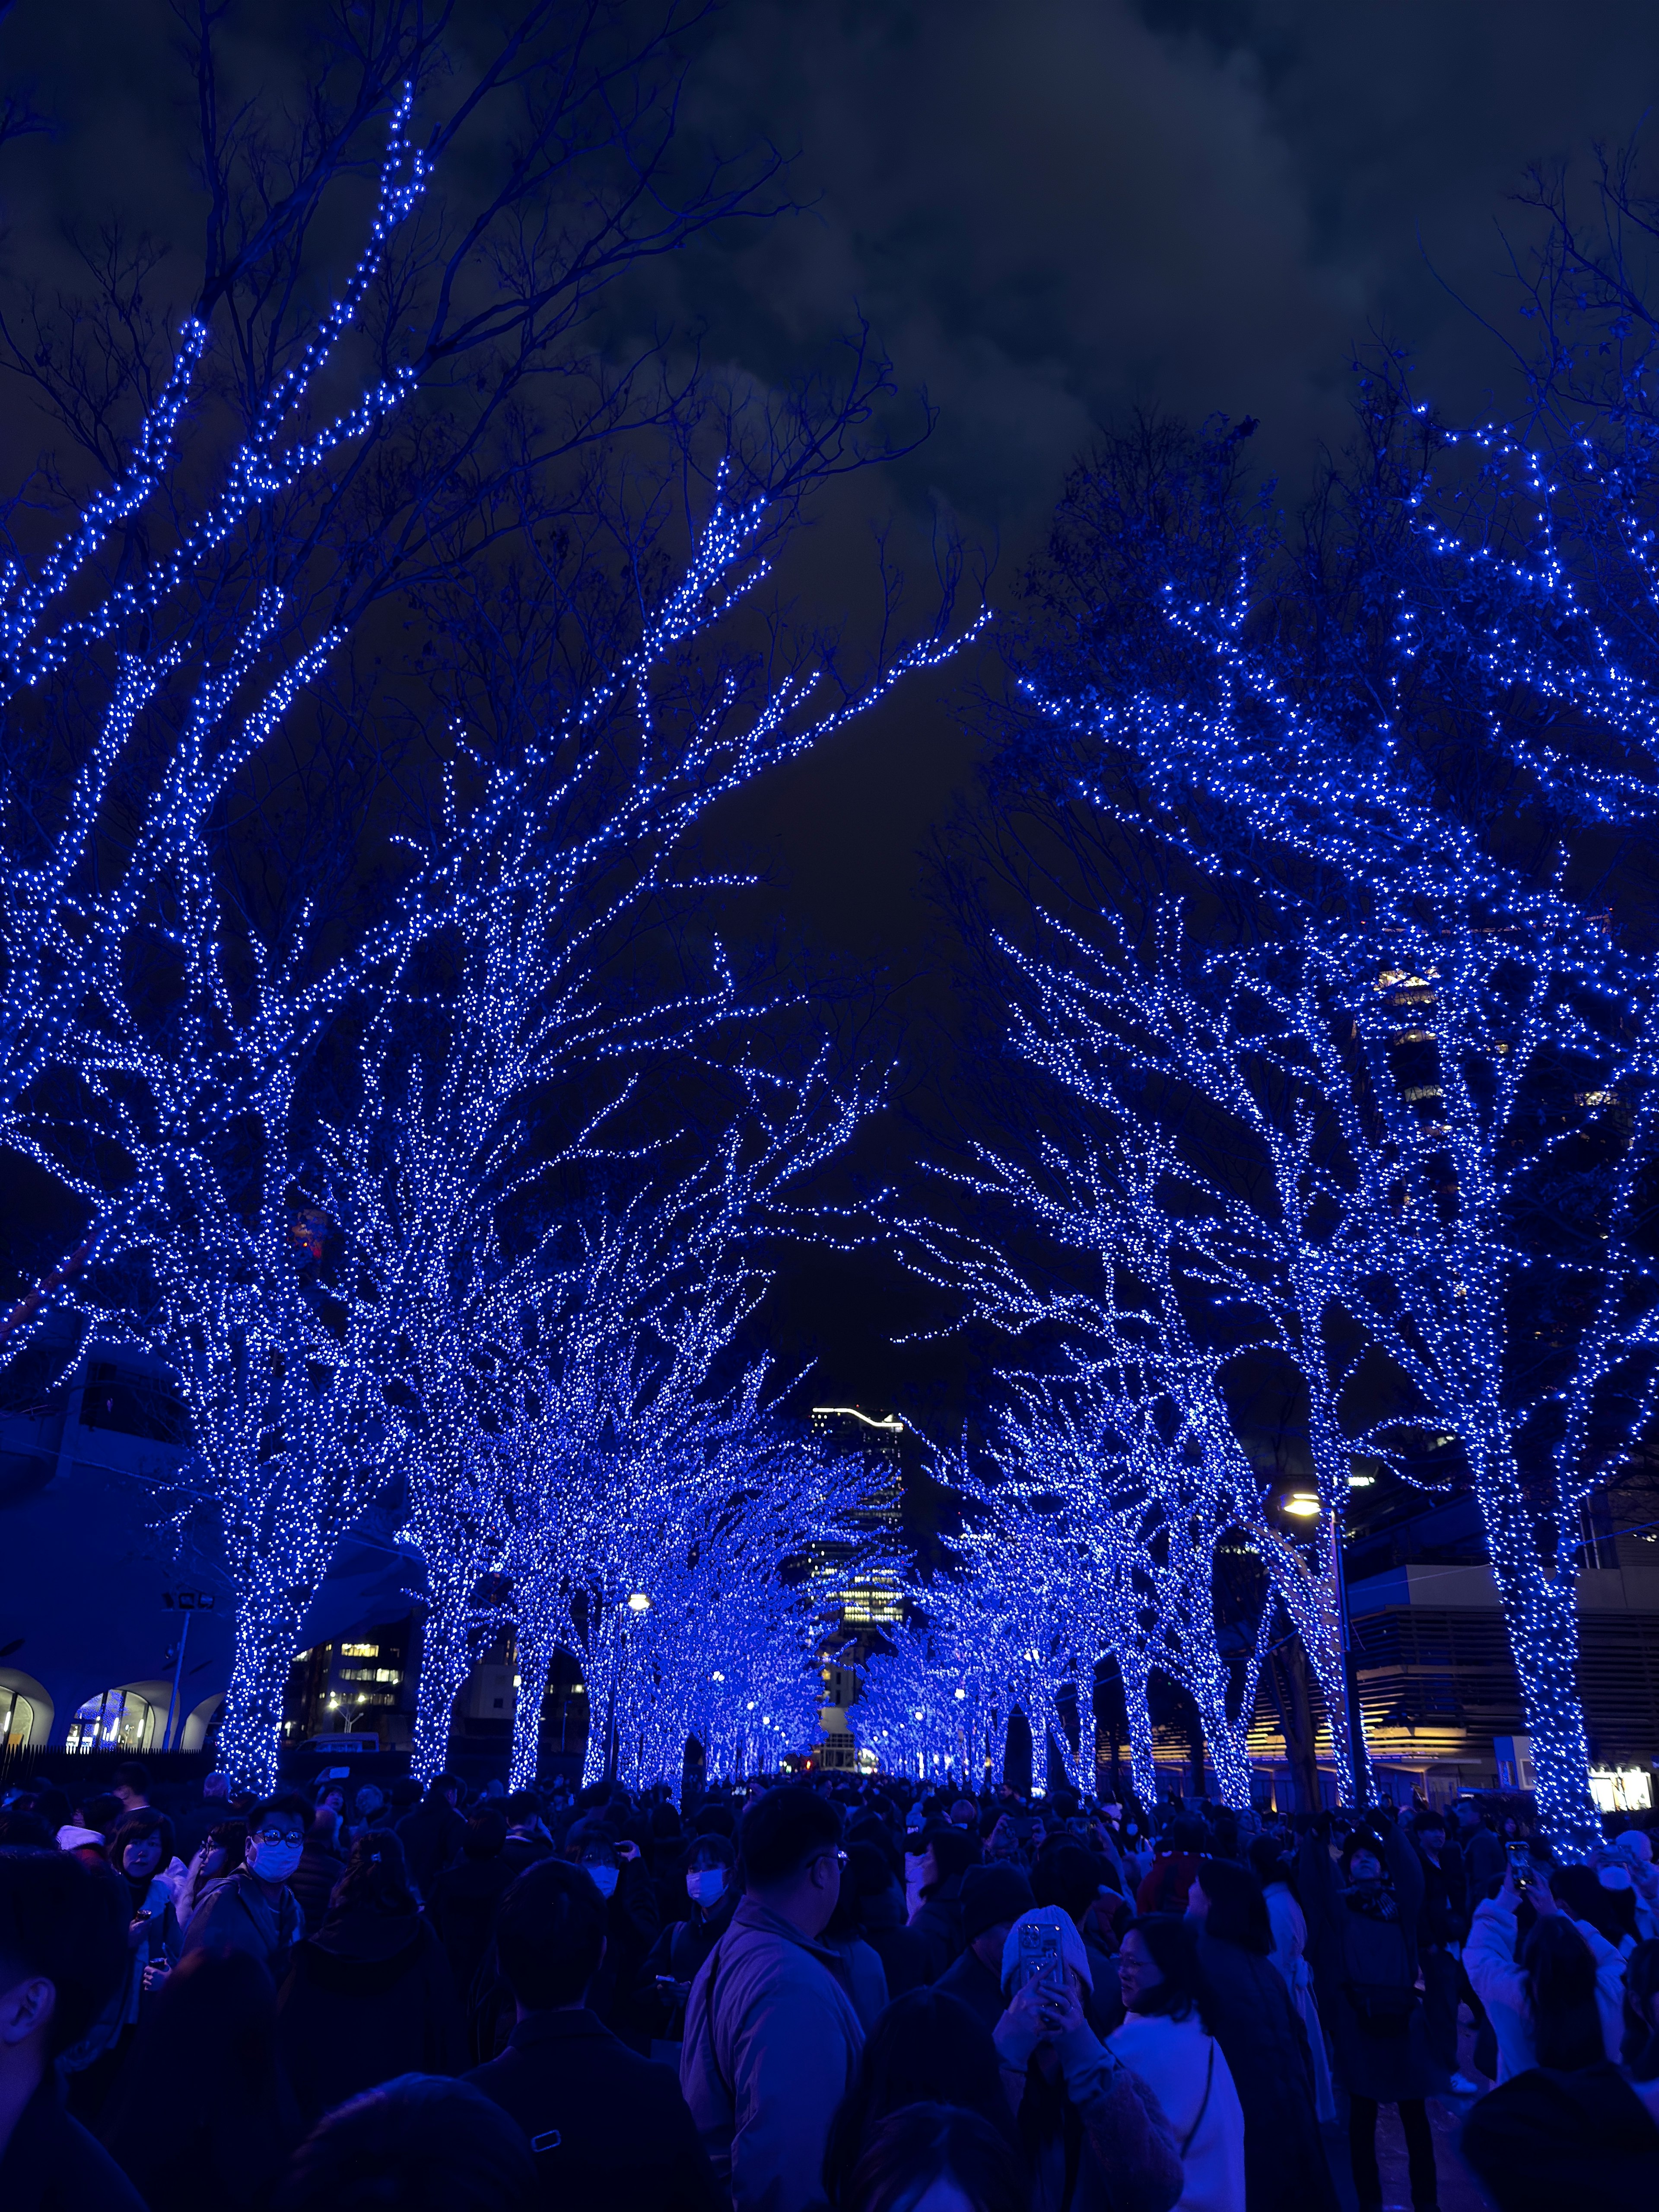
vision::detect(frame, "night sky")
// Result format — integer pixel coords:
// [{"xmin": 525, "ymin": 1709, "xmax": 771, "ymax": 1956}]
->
[{"xmin": 6, "ymin": 0, "xmax": 1659, "ymax": 1423}]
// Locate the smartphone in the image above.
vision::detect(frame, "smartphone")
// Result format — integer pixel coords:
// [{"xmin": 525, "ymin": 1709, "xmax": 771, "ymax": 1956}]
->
[
  {"xmin": 1016, "ymin": 1920, "xmax": 1063, "ymax": 1996},
  {"xmin": 1506, "ymin": 1842, "xmax": 1532, "ymax": 1889}
]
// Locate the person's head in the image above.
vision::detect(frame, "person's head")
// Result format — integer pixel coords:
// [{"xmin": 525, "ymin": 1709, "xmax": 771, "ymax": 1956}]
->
[
  {"xmin": 685, "ymin": 1832, "xmax": 737, "ymax": 1910},
  {"xmin": 191, "ymin": 1818, "xmax": 248, "ymax": 1898},
  {"xmin": 1246, "ymin": 1836, "xmax": 1292, "ymax": 1889},
  {"xmin": 0, "ymin": 1812, "xmax": 51, "ymax": 1850},
  {"xmin": 270, "ymin": 2075, "xmax": 534, "ymax": 2212},
  {"xmin": 502, "ymin": 1790, "xmax": 543, "ymax": 1833},
  {"xmin": 461, "ymin": 1808, "xmax": 507, "ymax": 1862},
  {"xmin": 245, "ymin": 1796, "xmax": 310, "ymax": 1887},
  {"xmin": 949, "ymin": 1799, "xmax": 977, "ymax": 1829},
  {"xmin": 495, "ymin": 1860, "xmax": 607, "ymax": 2012},
  {"xmin": 907, "ymin": 1822, "xmax": 979, "ymax": 1901},
  {"xmin": 111, "ymin": 1808, "xmax": 175, "ymax": 1883},
  {"xmin": 1116, "ymin": 1915, "xmax": 1216, "ymax": 2031},
  {"xmin": 822, "ymin": 1993, "xmax": 1014, "ymax": 2208},
  {"xmin": 1188, "ymin": 1859, "xmax": 1271, "ymax": 1953},
  {"xmin": 1522, "ymin": 1913, "xmax": 1605, "ymax": 2071},
  {"xmin": 738, "ymin": 1787, "xmax": 844, "ymax": 1938},
  {"xmin": 316, "ymin": 1782, "xmax": 347, "ymax": 1817},
  {"xmin": 1340, "ymin": 1833, "xmax": 1386, "ymax": 1891},
  {"xmin": 1030, "ymin": 1841, "xmax": 1100, "ymax": 1926},
  {"xmin": 960, "ymin": 1863, "xmax": 1036, "ymax": 1973},
  {"xmin": 310, "ymin": 1804, "xmax": 342, "ymax": 1852},
  {"xmin": 1412, "ymin": 1812, "xmax": 1446, "ymax": 1857},
  {"xmin": 203, "ymin": 1770, "xmax": 229, "ymax": 1803},
  {"xmin": 1553, "ymin": 1862, "xmax": 1639, "ymax": 1949},
  {"xmin": 1622, "ymin": 1937, "xmax": 1659, "ymax": 2081},
  {"xmin": 110, "ymin": 1760, "xmax": 151, "ymax": 1811},
  {"xmin": 1163, "ymin": 1816, "xmax": 1206, "ymax": 1856},
  {"xmin": 427, "ymin": 1773, "xmax": 462, "ymax": 1808},
  {"xmin": 76, "ymin": 1790, "xmax": 122, "ymax": 1841},
  {"xmin": 840, "ymin": 2101, "xmax": 1026, "ymax": 2212},
  {"xmin": 572, "ymin": 1831, "xmax": 620, "ymax": 1899},
  {"xmin": 352, "ymin": 1784, "xmax": 385, "ymax": 1824},
  {"xmin": 693, "ymin": 1801, "xmax": 737, "ymax": 1840},
  {"xmin": 330, "ymin": 1830, "xmax": 418, "ymax": 1918},
  {"xmin": 0, "ymin": 1847, "xmax": 127, "ymax": 2085}
]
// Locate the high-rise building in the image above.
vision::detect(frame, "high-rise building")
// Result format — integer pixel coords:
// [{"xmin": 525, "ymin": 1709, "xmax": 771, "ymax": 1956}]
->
[{"xmin": 806, "ymin": 1405, "xmax": 906, "ymax": 1640}]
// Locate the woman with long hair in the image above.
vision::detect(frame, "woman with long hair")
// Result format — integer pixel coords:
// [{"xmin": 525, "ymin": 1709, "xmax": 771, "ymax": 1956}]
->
[
  {"xmin": 1110, "ymin": 1917, "xmax": 1244, "ymax": 2212},
  {"xmin": 274, "ymin": 1829, "xmax": 463, "ymax": 2124},
  {"xmin": 842, "ymin": 2104, "xmax": 1029, "ymax": 2212},
  {"xmin": 1464, "ymin": 1863, "xmax": 1627, "ymax": 2078},
  {"xmin": 1191, "ymin": 1857, "xmax": 1337, "ymax": 2212}
]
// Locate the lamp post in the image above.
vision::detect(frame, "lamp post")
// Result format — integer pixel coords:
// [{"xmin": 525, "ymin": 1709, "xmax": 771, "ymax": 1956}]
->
[
  {"xmin": 1284, "ymin": 1490, "xmax": 1371, "ymax": 1809},
  {"xmin": 601, "ymin": 1591, "xmax": 651, "ymax": 1784}
]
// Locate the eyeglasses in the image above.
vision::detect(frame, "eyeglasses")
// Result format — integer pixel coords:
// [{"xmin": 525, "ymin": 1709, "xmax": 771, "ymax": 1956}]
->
[{"xmin": 253, "ymin": 1827, "xmax": 304, "ymax": 1846}]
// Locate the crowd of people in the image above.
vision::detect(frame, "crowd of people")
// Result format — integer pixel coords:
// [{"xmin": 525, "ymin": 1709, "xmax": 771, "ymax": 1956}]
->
[{"xmin": 1, "ymin": 1754, "xmax": 1657, "ymax": 2212}]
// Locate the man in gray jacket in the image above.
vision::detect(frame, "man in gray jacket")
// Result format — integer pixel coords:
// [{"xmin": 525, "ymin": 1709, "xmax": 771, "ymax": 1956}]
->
[{"xmin": 680, "ymin": 1786, "xmax": 862, "ymax": 2212}]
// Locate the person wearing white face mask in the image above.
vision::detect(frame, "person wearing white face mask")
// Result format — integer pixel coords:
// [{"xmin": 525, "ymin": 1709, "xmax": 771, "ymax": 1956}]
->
[
  {"xmin": 571, "ymin": 1831, "xmax": 660, "ymax": 2034},
  {"xmin": 641, "ymin": 1838, "xmax": 740, "ymax": 2044},
  {"xmin": 178, "ymin": 1793, "xmax": 305, "ymax": 1973}
]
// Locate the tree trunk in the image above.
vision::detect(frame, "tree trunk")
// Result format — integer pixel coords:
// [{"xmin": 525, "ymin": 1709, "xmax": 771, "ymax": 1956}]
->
[
  {"xmin": 1119, "ymin": 1652, "xmax": 1158, "ymax": 1805},
  {"xmin": 411, "ymin": 1573, "xmax": 473, "ymax": 1784},
  {"xmin": 1479, "ymin": 1472, "xmax": 1601, "ymax": 1846},
  {"xmin": 510, "ymin": 1625, "xmax": 556, "ymax": 1791},
  {"xmin": 217, "ymin": 1592, "xmax": 304, "ymax": 1795},
  {"xmin": 1266, "ymin": 1638, "xmax": 1322, "ymax": 1812}
]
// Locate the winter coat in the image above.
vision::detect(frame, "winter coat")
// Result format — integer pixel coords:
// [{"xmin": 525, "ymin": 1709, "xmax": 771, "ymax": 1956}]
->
[
  {"xmin": 908, "ymin": 1874, "xmax": 967, "ymax": 1981},
  {"xmin": 639, "ymin": 1884, "xmax": 740, "ymax": 2039},
  {"xmin": 1137, "ymin": 1853, "xmax": 1205, "ymax": 1917},
  {"xmin": 396, "ymin": 1799, "xmax": 467, "ymax": 1894},
  {"xmin": 1462, "ymin": 1896, "xmax": 1627, "ymax": 2081},
  {"xmin": 1412, "ymin": 1838, "xmax": 1468, "ymax": 1947},
  {"xmin": 177, "ymin": 1870, "xmax": 301, "ymax": 1975},
  {"xmin": 1459, "ymin": 2061, "xmax": 1659, "ymax": 2211},
  {"xmin": 467, "ymin": 2005, "xmax": 720, "ymax": 2212},
  {"xmin": 427, "ymin": 1854, "xmax": 518, "ymax": 2001},
  {"xmin": 1001, "ymin": 2039, "xmax": 1185, "ymax": 2212},
  {"xmin": 1297, "ymin": 1824, "xmax": 1440, "ymax": 2104},
  {"xmin": 274, "ymin": 1906, "xmax": 463, "ymax": 2123},
  {"xmin": 1459, "ymin": 1823, "xmax": 1507, "ymax": 1900},
  {"xmin": 933, "ymin": 1942, "xmax": 1006, "ymax": 2034},
  {"xmin": 855, "ymin": 1883, "xmax": 932, "ymax": 1998},
  {"xmin": 588, "ymin": 1856, "xmax": 660, "ymax": 2034},
  {"xmin": 1108, "ymin": 2010, "xmax": 1245, "ymax": 2212},
  {"xmin": 823, "ymin": 1931, "xmax": 889, "ymax": 2032},
  {"xmin": 680, "ymin": 1896, "xmax": 864, "ymax": 2212},
  {"xmin": 499, "ymin": 1829, "xmax": 554, "ymax": 1877},
  {"xmin": 1194, "ymin": 1932, "xmax": 1338, "ymax": 2212},
  {"xmin": 0, "ymin": 2075, "xmax": 147, "ymax": 2212},
  {"xmin": 286, "ymin": 1840, "xmax": 344, "ymax": 1934}
]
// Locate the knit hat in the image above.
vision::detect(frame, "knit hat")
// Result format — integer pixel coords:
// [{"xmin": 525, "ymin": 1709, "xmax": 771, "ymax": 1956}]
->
[
  {"xmin": 961, "ymin": 1863, "xmax": 1036, "ymax": 1942},
  {"xmin": 1000, "ymin": 1905, "xmax": 1093, "ymax": 1993}
]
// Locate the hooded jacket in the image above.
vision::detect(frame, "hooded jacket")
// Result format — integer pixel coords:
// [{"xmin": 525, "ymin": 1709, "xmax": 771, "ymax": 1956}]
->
[
  {"xmin": 177, "ymin": 1869, "xmax": 301, "ymax": 1974},
  {"xmin": 679, "ymin": 1896, "xmax": 864, "ymax": 2212}
]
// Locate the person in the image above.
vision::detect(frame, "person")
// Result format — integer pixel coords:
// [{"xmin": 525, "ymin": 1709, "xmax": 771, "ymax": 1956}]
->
[
  {"xmin": 1110, "ymin": 1917, "xmax": 1244, "ymax": 2212},
  {"xmin": 1294, "ymin": 1823, "xmax": 1437, "ymax": 2212},
  {"xmin": 1611, "ymin": 1827, "xmax": 1659, "ymax": 1943},
  {"xmin": 63, "ymin": 1809, "xmax": 181, "ymax": 2118},
  {"xmin": 289, "ymin": 1800, "xmax": 346, "ymax": 1935},
  {"xmin": 398, "ymin": 1774, "xmax": 467, "ymax": 1896},
  {"xmin": 465, "ymin": 1859, "xmax": 718, "ymax": 2212},
  {"xmin": 846, "ymin": 1842, "xmax": 932, "ymax": 2000},
  {"xmin": 274, "ymin": 1829, "xmax": 463, "ymax": 2125},
  {"xmin": 270, "ymin": 2073, "xmax": 536, "ymax": 2212},
  {"xmin": 906, "ymin": 1822, "xmax": 981, "ymax": 1980},
  {"xmin": 98, "ymin": 1948, "xmax": 301, "ymax": 2211},
  {"xmin": 1033, "ymin": 1842, "xmax": 1123, "ymax": 2028},
  {"xmin": 991, "ymin": 1905, "xmax": 1182, "ymax": 2212},
  {"xmin": 172, "ymin": 1772, "xmax": 231, "ymax": 1863},
  {"xmin": 1138, "ymin": 1820, "xmax": 1208, "ymax": 1917},
  {"xmin": 1188, "ymin": 1858, "xmax": 1337, "ymax": 2212},
  {"xmin": 934, "ymin": 1864, "xmax": 1036, "ymax": 2033},
  {"xmin": 1453, "ymin": 1805, "xmax": 1506, "ymax": 1898},
  {"xmin": 680, "ymin": 1785, "xmax": 865, "ymax": 2212},
  {"xmin": 820, "ymin": 1868, "xmax": 892, "ymax": 2033},
  {"xmin": 177, "ymin": 1818, "xmax": 248, "ymax": 1931},
  {"xmin": 428, "ymin": 1808, "xmax": 516, "ymax": 2005},
  {"xmin": 499, "ymin": 1792, "xmax": 555, "ymax": 1876},
  {"xmin": 568, "ymin": 1830, "xmax": 659, "ymax": 2032},
  {"xmin": 1625, "ymin": 1936, "xmax": 1659, "ymax": 2120},
  {"xmin": 846, "ymin": 2103, "xmax": 1028, "ymax": 2212},
  {"xmin": 1245, "ymin": 1841, "xmax": 1334, "ymax": 2123},
  {"xmin": 180, "ymin": 1792, "xmax": 306, "ymax": 1972},
  {"xmin": 109, "ymin": 1763, "xmax": 151, "ymax": 1816},
  {"xmin": 0, "ymin": 1846, "xmax": 144, "ymax": 2212},
  {"xmin": 1463, "ymin": 1862, "xmax": 1627, "ymax": 2078},
  {"xmin": 821, "ymin": 1988, "xmax": 1018, "ymax": 2207},
  {"xmin": 1404, "ymin": 1811, "xmax": 1478, "ymax": 2093},
  {"xmin": 640, "ymin": 1834, "xmax": 740, "ymax": 2040}
]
